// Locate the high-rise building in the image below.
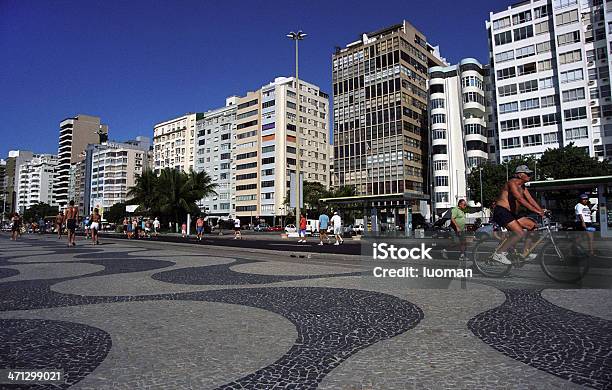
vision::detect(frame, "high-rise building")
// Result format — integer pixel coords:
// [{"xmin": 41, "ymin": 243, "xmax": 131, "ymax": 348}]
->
[
  {"xmin": 232, "ymin": 77, "xmax": 330, "ymax": 224},
  {"xmin": 194, "ymin": 97, "xmax": 238, "ymax": 221},
  {"xmin": 0, "ymin": 159, "xmax": 7, "ymax": 220},
  {"xmin": 153, "ymin": 113, "xmax": 202, "ymax": 173},
  {"xmin": 57, "ymin": 115, "xmax": 108, "ymax": 207},
  {"xmin": 4, "ymin": 150, "xmax": 34, "ymax": 214},
  {"xmin": 84, "ymin": 137, "xmax": 152, "ymax": 214},
  {"xmin": 487, "ymin": 0, "xmax": 612, "ymax": 162},
  {"xmin": 16, "ymin": 154, "xmax": 59, "ymax": 211},
  {"xmin": 429, "ymin": 59, "xmax": 489, "ymax": 214},
  {"xmin": 332, "ymin": 21, "xmax": 446, "ymax": 219}
]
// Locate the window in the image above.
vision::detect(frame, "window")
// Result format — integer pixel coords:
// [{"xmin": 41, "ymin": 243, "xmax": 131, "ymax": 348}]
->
[
  {"xmin": 497, "ymin": 66, "xmax": 516, "ymax": 80},
  {"xmin": 591, "ymin": 87, "xmax": 600, "ymax": 99},
  {"xmin": 262, "ymin": 100, "xmax": 275, "ymax": 109},
  {"xmin": 498, "ymin": 84, "xmax": 517, "ymax": 97},
  {"xmin": 560, "ymin": 68, "xmax": 583, "ymax": 83},
  {"xmin": 435, "ymin": 176, "xmax": 449, "ymax": 186},
  {"xmin": 433, "ymin": 160, "xmax": 448, "ymax": 170},
  {"xmin": 542, "ymin": 113, "xmax": 559, "ymax": 125},
  {"xmin": 523, "ymin": 134, "xmax": 542, "ymax": 146},
  {"xmin": 556, "ymin": 9, "xmax": 579, "ymax": 26},
  {"xmin": 515, "ymin": 45, "xmax": 535, "ymax": 59},
  {"xmin": 557, "ymin": 31, "xmax": 580, "ymax": 46},
  {"xmin": 499, "ymin": 102, "xmax": 519, "ymax": 114},
  {"xmin": 430, "ymin": 84, "xmax": 444, "ymax": 94},
  {"xmin": 236, "ymin": 109, "xmax": 258, "ymax": 120},
  {"xmin": 562, "ymin": 87, "xmax": 585, "ymax": 102},
  {"xmin": 514, "ymin": 25, "xmax": 533, "ymax": 41},
  {"xmin": 554, "ymin": 0, "xmax": 578, "ymax": 10},
  {"xmin": 543, "ymin": 132, "xmax": 558, "ymax": 144},
  {"xmin": 500, "ymin": 119, "xmax": 520, "ymax": 131},
  {"xmin": 541, "ymin": 95, "xmax": 557, "ymax": 107},
  {"xmin": 539, "ymin": 77, "xmax": 554, "ymax": 90},
  {"xmin": 495, "ymin": 50, "xmax": 514, "ymax": 63},
  {"xmin": 521, "ymin": 115, "xmax": 541, "ymax": 128},
  {"xmin": 236, "ymin": 172, "xmax": 257, "ymax": 181},
  {"xmin": 236, "ymin": 151, "xmax": 257, "ymax": 160},
  {"xmin": 237, "ymin": 99, "xmax": 258, "ymax": 110},
  {"xmin": 601, "ymin": 85, "xmax": 611, "ymax": 98},
  {"xmin": 431, "ymin": 113, "xmax": 446, "ymax": 124},
  {"xmin": 592, "ymin": 106, "xmax": 601, "ymax": 118},
  {"xmin": 501, "ymin": 137, "xmax": 521, "ymax": 149},
  {"xmin": 462, "ymin": 76, "xmax": 483, "ymax": 89},
  {"xmin": 464, "ymin": 124, "xmax": 485, "ymax": 135},
  {"xmin": 520, "ymin": 98, "xmax": 540, "ymax": 111},
  {"xmin": 518, "ymin": 79, "xmax": 538, "ymax": 93},
  {"xmin": 435, "ymin": 192, "xmax": 449, "ymax": 203},
  {"xmin": 512, "ymin": 10, "xmax": 532, "ymax": 25},
  {"xmin": 536, "ymin": 41, "xmax": 551, "ymax": 53},
  {"xmin": 559, "ymin": 49, "xmax": 582, "ymax": 65},
  {"xmin": 535, "ymin": 21, "xmax": 549, "ymax": 35},
  {"xmin": 261, "ymin": 157, "xmax": 275, "ymax": 165},
  {"xmin": 603, "ymin": 105, "xmax": 612, "ymax": 117},
  {"xmin": 535, "ymin": 5, "xmax": 549, "ymax": 18},
  {"xmin": 563, "ymin": 107, "xmax": 587, "ymax": 121},
  {"xmin": 517, "ymin": 62, "xmax": 537, "ymax": 76},
  {"xmin": 538, "ymin": 59, "xmax": 553, "ymax": 72},
  {"xmin": 430, "ymin": 98, "xmax": 445, "ymax": 109},
  {"xmin": 493, "ymin": 16, "xmax": 511, "ymax": 30},
  {"xmin": 495, "ymin": 31, "xmax": 513, "ymax": 46},
  {"xmin": 565, "ymin": 126, "xmax": 588, "ymax": 140},
  {"xmin": 463, "ymin": 92, "xmax": 485, "ymax": 105},
  {"xmin": 588, "ymin": 68, "xmax": 598, "ymax": 81}
]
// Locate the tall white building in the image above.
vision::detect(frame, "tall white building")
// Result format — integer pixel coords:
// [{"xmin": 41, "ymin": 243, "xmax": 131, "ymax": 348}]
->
[
  {"xmin": 194, "ymin": 97, "xmax": 237, "ymax": 221},
  {"xmin": 429, "ymin": 59, "xmax": 489, "ymax": 213},
  {"xmin": 16, "ymin": 154, "xmax": 59, "ymax": 211},
  {"xmin": 153, "ymin": 113, "xmax": 202, "ymax": 173},
  {"xmin": 487, "ymin": 0, "xmax": 612, "ymax": 162}
]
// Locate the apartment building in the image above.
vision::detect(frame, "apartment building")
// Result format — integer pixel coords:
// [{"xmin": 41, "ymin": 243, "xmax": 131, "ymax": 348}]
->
[
  {"xmin": 16, "ymin": 154, "xmax": 59, "ymax": 211},
  {"xmin": 487, "ymin": 0, "xmax": 612, "ymax": 162},
  {"xmin": 194, "ymin": 97, "xmax": 238, "ymax": 220},
  {"xmin": 4, "ymin": 150, "xmax": 34, "ymax": 214},
  {"xmin": 84, "ymin": 137, "xmax": 152, "ymax": 214},
  {"xmin": 153, "ymin": 113, "xmax": 202, "ymax": 173},
  {"xmin": 57, "ymin": 115, "xmax": 108, "ymax": 207},
  {"xmin": 429, "ymin": 59, "xmax": 489, "ymax": 213},
  {"xmin": 232, "ymin": 77, "xmax": 330, "ymax": 224},
  {"xmin": 332, "ymin": 21, "xmax": 446, "ymax": 219}
]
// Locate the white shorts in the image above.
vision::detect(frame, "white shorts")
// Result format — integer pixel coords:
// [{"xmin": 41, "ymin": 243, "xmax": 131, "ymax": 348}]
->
[
  {"xmin": 334, "ymin": 227, "xmax": 342, "ymax": 235},
  {"xmin": 90, "ymin": 222, "xmax": 99, "ymax": 231}
]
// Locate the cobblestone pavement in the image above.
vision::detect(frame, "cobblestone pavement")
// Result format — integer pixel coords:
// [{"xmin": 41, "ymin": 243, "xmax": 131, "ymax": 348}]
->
[{"xmin": 0, "ymin": 234, "xmax": 610, "ymax": 389}]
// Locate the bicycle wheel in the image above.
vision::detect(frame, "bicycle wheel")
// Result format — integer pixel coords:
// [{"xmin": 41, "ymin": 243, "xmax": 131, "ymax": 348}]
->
[
  {"xmin": 472, "ymin": 240, "xmax": 512, "ymax": 278},
  {"xmin": 539, "ymin": 240, "xmax": 589, "ymax": 283}
]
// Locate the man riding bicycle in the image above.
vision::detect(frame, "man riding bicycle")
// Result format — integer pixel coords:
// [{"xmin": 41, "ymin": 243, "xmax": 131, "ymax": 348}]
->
[{"xmin": 492, "ymin": 165, "xmax": 545, "ymax": 264}]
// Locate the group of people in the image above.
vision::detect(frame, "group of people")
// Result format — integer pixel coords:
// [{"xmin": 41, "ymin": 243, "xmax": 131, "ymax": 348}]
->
[
  {"xmin": 296, "ymin": 211, "xmax": 344, "ymax": 245},
  {"xmin": 445, "ymin": 164, "xmax": 597, "ymax": 264},
  {"xmin": 123, "ymin": 216, "xmax": 160, "ymax": 239},
  {"xmin": 53, "ymin": 200, "xmax": 101, "ymax": 246}
]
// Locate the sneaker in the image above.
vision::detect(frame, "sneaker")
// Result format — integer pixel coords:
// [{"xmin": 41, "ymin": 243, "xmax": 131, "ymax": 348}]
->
[
  {"xmin": 520, "ymin": 253, "xmax": 537, "ymax": 262},
  {"xmin": 318, "ymin": 242, "xmax": 324, "ymax": 246},
  {"xmin": 459, "ymin": 253, "xmax": 466, "ymax": 261},
  {"xmin": 441, "ymin": 249, "xmax": 448, "ymax": 259},
  {"xmin": 334, "ymin": 242, "xmax": 340, "ymax": 246},
  {"xmin": 492, "ymin": 252, "xmax": 511, "ymax": 265}
]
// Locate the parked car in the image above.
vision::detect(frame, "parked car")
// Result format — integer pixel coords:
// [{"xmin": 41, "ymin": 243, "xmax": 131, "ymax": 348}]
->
[
  {"xmin": 352, "ymin": 224, "xmax": 365, "ymax": 234},
  {"xmin": 254, "ymin": 223, "xmax": 270, "ymax": 232},
  {"xmin": 268, "ymin": 225, "xmax": 283, "ymax": 232},
  {"xmin": 285, "ymin": 224, "xmax": 297, "ymax": 233}
]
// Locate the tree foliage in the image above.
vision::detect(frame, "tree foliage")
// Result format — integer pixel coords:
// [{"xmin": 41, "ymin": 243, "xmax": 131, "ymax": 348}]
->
[
  {"xmin": 125, "ymin": 168, "xmax": 217, "ymax": 223},
  {"xmin": 104, "ymin": 202, "xmax": 127, "ymax": 224},
  {"xmin": 23, "ymin": 202, "xmax": 58, "ymax": 222}
]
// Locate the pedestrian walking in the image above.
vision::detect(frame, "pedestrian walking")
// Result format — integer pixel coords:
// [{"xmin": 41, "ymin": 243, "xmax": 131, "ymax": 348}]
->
[
  {"xmin": 196, "ymin": 216, "xmax": 205, "ymax": 241},
  {"xmin": 55, "ymin": 211, "xmax": 64, "ymax": 239},
  {"xmin": 318, "ymin": 211, "xmax": 330, "ymax": 245},
  {"xmin": 84, "ymin": 215, "xmax": 91, "ymax": 239},
  {"xmin": 65, "ymin": 200, "xmax": 79, "ymax": 247},
  {"xmin": 10, "ymin": 212, "xmax": 21, "ymax": 241},
  {"xmin": 331, "ymin": 211, "xmax": 343, "ymax": 245},
  {"xmin": 153, "ymin": 217, "xmax": 160, "ymax": 237},
  {"xmin": 123, "ymin": 217, "xmax": 128, "ymax": 237},
  {"xmin": 90, "ymin": 208, "xmax": 101, "ymax": 245},
  {"xmin": 131, "ymin": 218, "xmax": 138, "ymax": 238},
  {"xmin": 233, "ymin": 217, "xmax": 242, "ymax": 239},
  {"xmin": 298, "ymin": 214, "xmax": 307, "ymax": 243},
  {"xmin": 181, "ymin": 222, "xmax": 187, "ymax": 238},
  {"xmin": 127, "ymin": 218, "xmax": 133, "ymax": 239},
  {"xmin": 442, "ymin": 199, "xmax": 468, "ymax": 261}
]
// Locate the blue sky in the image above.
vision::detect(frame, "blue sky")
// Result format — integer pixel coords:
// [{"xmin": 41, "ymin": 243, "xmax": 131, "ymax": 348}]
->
[{"xmin": 0, "ymin": 0, "xmax": 510, "ymax": 158}]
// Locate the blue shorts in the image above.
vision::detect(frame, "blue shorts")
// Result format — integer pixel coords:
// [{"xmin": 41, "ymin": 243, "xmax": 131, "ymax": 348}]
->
[{"xmin": 196, "ymin": 227, "xmax": 204, "ymax": 233}]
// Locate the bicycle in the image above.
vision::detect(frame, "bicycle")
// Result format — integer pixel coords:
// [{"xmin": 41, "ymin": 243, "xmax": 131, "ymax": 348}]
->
[{"xmin": 471, "ymin": 212, "xmax": 589, "ymax": 283}]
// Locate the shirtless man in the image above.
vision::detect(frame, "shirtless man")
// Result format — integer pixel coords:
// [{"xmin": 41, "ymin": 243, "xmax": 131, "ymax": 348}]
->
[
  {"xmin": 65, "ymin": 200, "xmax": 79, "ymax": 247},
  {"xmin": 55, "ymin": 211, "xmax": 64, "ymax": 239},
  {"xmin": 492, "ymin": 165, "xmax": 545, "ymax": 264},
  {"xmin": 89, "ymin": 208, "xmax": 101, "ymax": 245}
]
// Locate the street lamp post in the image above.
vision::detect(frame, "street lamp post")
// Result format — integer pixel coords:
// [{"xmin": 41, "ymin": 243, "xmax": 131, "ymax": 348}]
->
[
  {"xmin": 534, "ymin": 159, "xmax": 538, "ymax": 181},
  {"xmin": 287, "ymin": 30, "xmax": 307, "ymax": 230},
  {"xmin": 479, "ymin": 167, "xmax": 484, "ymax": 220}
]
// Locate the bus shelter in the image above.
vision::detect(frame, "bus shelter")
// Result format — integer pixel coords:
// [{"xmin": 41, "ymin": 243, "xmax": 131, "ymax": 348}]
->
[{"xmin": 525, "ymin": 175, "xmax": 612, "ymax": 238}]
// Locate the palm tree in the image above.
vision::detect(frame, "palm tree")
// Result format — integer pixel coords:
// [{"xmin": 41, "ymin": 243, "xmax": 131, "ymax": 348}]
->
[{"xmin": 126, "ymin": 169, "xmax": 158, "ymax": 213}]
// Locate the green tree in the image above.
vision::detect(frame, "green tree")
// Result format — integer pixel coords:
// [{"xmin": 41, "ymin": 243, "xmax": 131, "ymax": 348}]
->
[
  {"xmin": 538, "ymin": 143, "xmax": 612, "ymax": 180},
  {"xmin": 104, "ymin": 202, "xmax": 127, "ymax": 224},
  {"xmin": 126, "ymin": 169, "xmax": 159, "ymax": 213},
  {"xmin": 23, "ymin": 202, "xmax": 58, "ymax": 222}
]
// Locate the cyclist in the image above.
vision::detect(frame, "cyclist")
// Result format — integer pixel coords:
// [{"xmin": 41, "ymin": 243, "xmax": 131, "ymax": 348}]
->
[
  {"xmin": 575, "ymin": 193, "xmax": 595, "ymax": 256},
  {"xmin": 492, "ymin": 165, "xmax": 545, "ymax": 264}
]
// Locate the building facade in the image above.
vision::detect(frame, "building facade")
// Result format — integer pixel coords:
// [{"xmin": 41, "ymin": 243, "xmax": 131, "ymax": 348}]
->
[
  {"xmin": 84, "ymin": 137, "xmax": 152, "ymax": 215},
  {"xmin": 332, "ymin": 21, "xmax": 446, "ymax": 216},
  {"xmin": 232, "ymin": 77, "xmax": 330, "ymax": 224},
  {"xmin": 194, "ymin": 97, "xmax": 237, "ymax": 221},
  {"xmin": 153, "ymin": 113, "xmax": 202, "ymax": 173},
  {"xmin": 16, "ymin": 154, "xmax": 59, "ymax": 211},
  {"xmin": 4, "ymin": 150, "xmax": 34, "ymax": 214},
  {"xmin": 429, "ymin": 59, "xmax": 489, "ymax": 213},
  {"xmin": 57, "ymin": 115, "xmax": 108, "ymax": 208},
  {"xmin": 487, "ymin": 0, "xmax": 612, "ymax": 162}
]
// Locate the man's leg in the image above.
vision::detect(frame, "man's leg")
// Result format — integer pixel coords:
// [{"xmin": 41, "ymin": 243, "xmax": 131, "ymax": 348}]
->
[
  {"xmin": 497, "ymin": 220, "xmax": 525, "ymax": 253},
  {"xmin": 517, "ymin": 217, "xmax": 537, "ymax": 256}
]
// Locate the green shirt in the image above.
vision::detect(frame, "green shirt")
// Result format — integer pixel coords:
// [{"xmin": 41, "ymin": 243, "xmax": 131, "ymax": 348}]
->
[{"xmin": 451, "ymin": 206, "xmax": 467, "ymax": 231}]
